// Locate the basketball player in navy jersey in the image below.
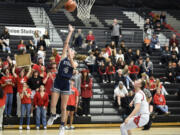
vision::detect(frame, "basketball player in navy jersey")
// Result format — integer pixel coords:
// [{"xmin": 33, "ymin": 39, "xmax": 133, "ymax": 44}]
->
[{"xmin": 47, "ymin": 25, "xmax": 77, "ymax": 135}]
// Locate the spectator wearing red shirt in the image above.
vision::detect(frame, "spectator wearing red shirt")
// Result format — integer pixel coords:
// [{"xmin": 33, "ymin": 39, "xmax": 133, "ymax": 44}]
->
[
  {"xmin": 81, "ymin": 69, "xmax": 93, "ymax": 117},
  {"xmin": 12, "ymin": 66, "xmax": 32, "ymax": 117},
  {"xmin": 65, "ymin": 79, "xmax": 79, "ymax": 129},
  {"xmin": 148, "ymin": 75, "xmax": 156, "ymax": 96},
  {"xmin": 32, "ymin": 58, "xmax": 46, "ymax": 73},
  {"xmin": 18, "ymin": 40, "xmax": 26, "ymax": 54},
  {"xmin": 128, "ymin": 61, "xmax": 140, "ymax": 81},
  {"xmin": 34, "ymin": 85, "xmax": 49, "ymax": 129},
  {"xmin": 106, "ymin": 62, "xmax": 116, "ymax": 83},
  {"xmin": 105, "ymin": 44, "xmax": 112, "ymax": 57},
  {"xmin": 52, "ymin": 48, "xmax": 61, "ymax": 65},
  {"xmin": 98, "ymin": 62, "xmax": 107, "ymax": 83},
  {"xmin": 169, "ymin": 34, "xmax": 179, "ymax": 47},
  {"xmin": 153, "ymin": 88, "xmax": 170, "ymax": 115},
  {"xmin": 1, "ymin": 68, "xmax": 15, "ymax": 117},
  {"xmin": 19, "ymin": 83, "xmax": 32, "ymax": 130},
  {"xmin": 86, "ymin": 30, "xmax": 95, "ymax": 43},
  {"xmin": 0, "ymin": 87, "xmax": 6, "ymax": 130}
]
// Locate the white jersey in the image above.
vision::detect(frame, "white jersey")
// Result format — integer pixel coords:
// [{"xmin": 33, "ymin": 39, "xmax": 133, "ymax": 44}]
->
[{"xmin": 133, "ymin": 90, "xmax": 149, "ymax": 116}]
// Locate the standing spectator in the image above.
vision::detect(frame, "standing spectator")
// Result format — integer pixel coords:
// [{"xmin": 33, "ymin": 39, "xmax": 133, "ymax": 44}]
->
[
  {"xmin": 114, "ymin": 81, "xmax": 128, "ymax": 108},
  {"xmin": 128, "ymin": 61, "xmax": 140, "ymax": 80},
  {"xmin": 143, "ymin": 57, "xmax": 153, "ymax": 76},
  {"xmin": 0, "ymin": 40, "xmax": 11, "ymax": 54},
  {"xmin": 169, "ymin": 34, "xmax": 178, "ymax": 47},
  {"xmin": 160, "ymin": 12, "xmax": 167, "ymax": 24},
  {"xmin": 81, "ymin": 69, "xmax": 93, "ymax": 117},
  {"xmin": 98, "ymin": 62, "xmax": 107, "ymax": 83},
  {"xmin": 125, "ymin": 48, "xmax": 133, "ymax": 65},
  {"xmin": 106, "ymin": 62, "xmax": 116, "ymax": 83},
  {"xmin": 33, "ymin": 58, "xmax": 46, "ymax": 73},
  {"xmin": 110, "ymin": 18, "xmax": 122, "ymax": 47},
  {"xmin": 1, "ymin": 68, "xmax": 15, "ymax": 117},
  {"xmin": 19, "ymin": 83, "xmax": 32, "ymax": 130},
  {"xmin": 144, "ymin": 18, "xmax": 153, "ymax": 38},
  {"xmin": 0, "ymin": 87, "xmax": 6, "ymax": 130},
  {"xmin": 26, "ymin": 40, "xmax": 36, "ymax": 62},
  {"xmin": 153, "ymin": 88, "xmax": 170, "ymax": 115},
  {"xmin": 142, "ymin": 36, "xmax": 151, "ymax": 55},
  {"xmin": 86, "ymin": 30, "xmax": 95, "ymax": 44},
  {"xmin": 34, "ymin": 85, "xmax": 49, "ymax": 130},
  {"xmin": 43, "ymin": 30, "xmax": 50, "ymax": 47},
  {"xmin": 12, "ymin": 66, "xmax": 32, "ymax": 117},
  {"xmin": 37, "ymin": 37, "xmax": 46, "ymax": 51},
  {"xmin": 52, "ymin": 48, "xmax": 61, "ymax": 65},
  {"xmin": 33, "ymin": 30, "xmax": 40, "ymax": 47},
  {"xmin": 65, "ymin": 79, "xmax": 79, "ymax": 130},
  {"xmin": 0, "ymin": 28, "xmax": 10, "ymax": 46},
  {"xmin": 85, "ymin": 52, "xmax": 96, "ymax": 73},
  {"xmin": 72, "ymin": 69, "xmax": 81, "ymax": 93},
  {"xmin": 37, "ymin": 45, "xmax": 46, "ymax": 65},
  {"xmin": 73, "ymin": 29, "xmax": 84, "ymax": 47},
  {"xmin": 18, "ymin": 40, "xmax": 26, "ymax": 54}
]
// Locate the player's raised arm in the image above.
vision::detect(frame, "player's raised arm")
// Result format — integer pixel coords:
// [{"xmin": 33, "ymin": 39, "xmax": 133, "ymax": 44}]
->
[
  {"xmin": 68, "ymin": 47, "xmax": 78, "ymax": 69},
  {"xmin": 61, "ymin": 24, "xmax": 75, "ymax": 59}
]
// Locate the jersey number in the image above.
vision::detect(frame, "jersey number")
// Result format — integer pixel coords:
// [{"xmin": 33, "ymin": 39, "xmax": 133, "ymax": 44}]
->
[{"xmin": 63, "ymin": 67, "xmax": 69, "ymax": 74}]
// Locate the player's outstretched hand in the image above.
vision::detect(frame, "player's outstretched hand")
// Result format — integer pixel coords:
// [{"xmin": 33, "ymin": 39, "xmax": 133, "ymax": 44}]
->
[
  {"xmin": 69, "ymin": 24, "xmax": 75, "ymax": 32},
  {"xmin": 125, "ymin": 117, "xmax": 130, "ymax": 124}
]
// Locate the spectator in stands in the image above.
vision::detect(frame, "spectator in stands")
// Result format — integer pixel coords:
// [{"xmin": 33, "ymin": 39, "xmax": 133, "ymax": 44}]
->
[
  {"xmin": 37, "ymin": 37, "xmax": 46, "ymax": 51},
  {"xmin": 159, "ymin": 46, "xmax": 171, "ymax": 65},
  {"xmin": 0, "ymin": 40, "xmax": 11, "ymax": 53},
  {"xmin": 148, "ymin": 75, "xmax": 156, "ymax": 95},
  {"xmin": 160, "ymin": 12, "xmax": 167, "ymax": 24},
  {"xmin": 33, "ymin": 30, "xmax": 40, "ymax": 47},
  {"xmin": 135, "ymin": 57, "xmax": 145, "ymax": 78},
  {"xmin": 170, "ymin": 53, "xmax": 178, "ymax": 65},
  {"xmin": 101, "ymin": 49, "xmax": 109, "ymax": 61},
  {"xmin": 153, "ymin": 88, "xmax": 170, "ymax": 115},
  {"xmin": 0, "ymin": 28, "xmax": 10, "ymax": 47},
  {"xmin": 116, "ymin": 49, "xmax": 124, "ymax": 62},
  {"xmin": 166, "ymin": 62, "xmax": 175, "ymax": 83},
  {"xmin": 110, "ymin": 18, "xmax": 122, "ymax": 47},
  {"xmin": 12, "ymin": 66, "xmax": 32, "ymax": 117},
  {"xmin": 106, "ymin": 62, "xmax": 116, "ymax": 83},
  {"xmin": 105, "ymin": 44, "xmax": 112, "ymax": 57},
  {"xmin": 116, "ymin": 57, "xmax": 125, "ymax": 70},
  {"xmin": 125, "ymin": 48, "xmax": 133, "ymax": 65},
  {"xmin": 72, "ymin": 69, "xmax": 81, "ymax": 93},
  {"xmin": 128, "ymin": 61, "xmax": 140, "ymax": 80},
  {"xmin": 86, "ymin": 40, "xmax": 95, "ymax": 52},
  {"xmin": 142, "ymin": 36, "xmax": 151, "ymax": 56},
  {"xmin": 18, "ymin": 40, "xmax": 26, "ymax": 54},
  {"xmin": 109, "ymin": 51, "xmax": 117, "ymax": 66},
  {"xmin": 43, "ymin": 30, "xmax": 50, "ymax": 47},
  {"xmin": 0, "ymin": 87, "xmax": 6, "ymax": 130},
  {"xmin": 52, "ymin": 48, "xmax": 61, "ymax": 65},
  {"xmin": 114, "ymin": 81, "xmax": 128, "ymax": 108},
  {"xmin": 86, "ymin": 30, "xmax": 95, "ymax": 44},
  {"xmin": 155, "ymin": 79, "xmax": 168, "ymax": 95},
  {"xmin": 176, "ymin": 61, "xmax": 180, "ymax": 83},
  {"xmin": 119, "ymin": 41, "xmax": 127, "ymax": 54},
  {"xmin": 150, "ymin": 34, "xmax": 160, "ymax": 50},
  {"xmin": 133, "ymin": 49, "xmax": 141, "ymax": 63},
  {"xmin": 123, "ymin": 65, "xmax": 134, "ymax": 90},
  {"xmin": 26, "ymin": 40, "xmax": 36, "ymax": 62},
  {"xmin": 169, "ymin": 34, "xmax": 179, "ymax": 47},
  {"xmin": 19, "ymin": 83, "xmax": 32, "ymax": 130},
  {"xmin": 154, "ymin": 22, "xmax": 162, "ymax": 34},
  {"xmin": 33, "ymin": 57, "xmax": 46, "ymax": 73},
  {"xmin": 34, "ymin": 85, "xmax": 49, "ymax": 130},
  {"xmin": 65, "ymin": 79, "xmax": 79, "ymax": 130},
  {"xmin": 1, "ymin": 68, "xmax": 15, "ymax": 117},
  {"xmin": 115, "ymin": 69, "xmax": 126, "ymax": 87},
  {"xmin": 81, "ymin": 69, "xmax": 93, "ymax": 117},
  {"xmin": 73, "ymin": 29, "xmax": 84, "ymax": 47},
  {"xmin": 28, "ymin": 70, "xmax": 43, "ymax": 117},
  {"xmin": 110, "ymin": 41, "xmax": 117, "ymax": 55},
  {"xmin": 37, "ymin": 45, "xmax": 46, "ymax": 65},
  {"xmin": 143, "ymin": 57, "xmax": 153, "ymax": 76},
  {"xmin": 96, "ymin": 53, "xmax": 106, "ymax": 69},
  {"xmin": 85, "ymin": 52, "xmax": 96, "ymax": 73},
  {"xmin": 144, "ymin": 18, "xmax": 153, "ymax": 38},
  {"xmin": 171, "ymin": 43, "xmax": 179, "ymax": 54},
  {"xmin": 98, "ymin": 62, "xmax": 107, "ymax": 83}
]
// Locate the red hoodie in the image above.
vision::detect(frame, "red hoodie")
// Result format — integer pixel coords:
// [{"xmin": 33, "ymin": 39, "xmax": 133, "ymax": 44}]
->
[{"xmin": 153, "ymin": 93, "xmax": 166, "ymax": 105}]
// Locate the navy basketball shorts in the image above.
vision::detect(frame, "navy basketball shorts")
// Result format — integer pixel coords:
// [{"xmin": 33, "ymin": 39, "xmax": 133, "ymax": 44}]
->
[{"xmin": 52, "ymin": 77, "xmax": 71, "ymax": 95}]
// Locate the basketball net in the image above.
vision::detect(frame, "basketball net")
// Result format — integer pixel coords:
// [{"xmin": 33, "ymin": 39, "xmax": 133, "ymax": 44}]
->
[{"xmin": 76, "ymin": 0, "xmax": 95, "ymax": 20}]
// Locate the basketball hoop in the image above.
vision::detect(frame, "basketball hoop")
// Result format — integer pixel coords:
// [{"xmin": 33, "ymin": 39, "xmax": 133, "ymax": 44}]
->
[{"xmin": 76, "ymin": 0, "xmax": 95, "ymax": 20}]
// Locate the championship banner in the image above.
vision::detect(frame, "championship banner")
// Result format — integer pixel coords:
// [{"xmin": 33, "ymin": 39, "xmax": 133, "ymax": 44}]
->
[
  {"xmin": 15, "ymin": 54, "xmax": 31, "ymax": 67},
  {"xmin": 5, "ymin": 26, "xmax": 46, "ymax": 36}
]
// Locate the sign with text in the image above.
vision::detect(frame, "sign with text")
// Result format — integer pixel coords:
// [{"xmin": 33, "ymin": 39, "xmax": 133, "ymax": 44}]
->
[{"xmin": 5, "ymin": 26, "xmax": 46, "ymax": 36}]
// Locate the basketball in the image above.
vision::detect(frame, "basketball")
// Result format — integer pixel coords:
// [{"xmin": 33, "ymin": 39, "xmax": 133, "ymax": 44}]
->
[{"xmin": 64, "ymin": 0, "xmax": 77, "ymax": 12}]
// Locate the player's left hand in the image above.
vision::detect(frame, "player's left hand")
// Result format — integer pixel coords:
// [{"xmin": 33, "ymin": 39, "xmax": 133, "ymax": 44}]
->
[{"xmin": 125, "ymin": 117, "xmax": 130, "ymax": 124}]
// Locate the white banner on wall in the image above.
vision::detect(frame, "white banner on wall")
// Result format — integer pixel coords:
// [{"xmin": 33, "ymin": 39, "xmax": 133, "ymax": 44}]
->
[{"xmin": 5, "ymin": 26, "xmax": 46, "ymax": 36}]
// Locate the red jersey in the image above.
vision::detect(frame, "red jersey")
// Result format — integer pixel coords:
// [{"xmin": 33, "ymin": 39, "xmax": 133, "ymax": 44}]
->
[
  {"xmin": 20, "ymin": 88, "xmax": 32, "ymax": 104},
  {"xmin": 1, "ymin": 75, "xmax": 14, "ymax": 94},
  {"xmin": 0, "ymin": 94, "xmax": 6, "ymax": 107},
  {"xmin": 67, "ymin": 87, "xmax": 79, "ymax": 106},
  {"xmin": 16, "ymin": 76, "xmax": 28, "ymax": 92},
  {"xmin": 34, "ymin": 92, "xmax": 49, "ymax": 107}
]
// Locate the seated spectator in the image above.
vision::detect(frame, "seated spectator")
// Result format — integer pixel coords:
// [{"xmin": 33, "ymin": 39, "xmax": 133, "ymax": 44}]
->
[
  {"xmin": 86, "ymin": 41, "xmax": 95, "ymax": 52},
  {"xmin": 43, "ymin": 30, "xmax": 50, "ymax": 47},
  {"xmin": 135, "ymin": 57, "xmax": 145, "ymax": 78},
  {"xmin": 133, "ymin": 49, "xmax": 141, "ymax": 63},
  {"xmin": 110, "ymin": 41, "xmax": 117, "ymax": 55},
  {"xmin": 34, "ymin": 85, "xmax": 49, "ymax": 130},
  {"xmin": 153, "ymin": 88, "xmax": 170, "ymax": 115},
  {"xmin": 115, "ymin": 69, "xmax": 126, "ymax": 87},
  {"xmin": 37, "ymin": 46, "xmax": 46, "ymax": 65},
  {"xmin": 170, "ymin": 54, "xmax": 178, "ymax": 65},
  {"xmin": 114, "ymin": 81, "xmax": 128, "ymax": 108},
  {"xmin": 148, "ymin": 75, "xmax": 156, "ymax": 96},
  {"xmin": 0, "ymin": 28, "xmax": 10, "ymax": 47},
  {"xmin": 169, "ymin": 34, "xmax": 178, "ymax": 48},
  {"xmin": 123, "ymin": 65, "xmax": 134, "ymax": 90},
  {"xmin": 98, "ymin": 62, "xmax": 107, "ymax": 83},
  {"xmin": 170, "ymin": 44, "xmax": 179, "ymax": 55},
  {"xmin": 26, "ymin": 40, "xmax": 36, "ymax": 62},
  {"xmin": 143, "ymin": 57, "xmax": 153, "ymax": 76},
  {"xmin": 18, "ymin": 40, "xmax": 26, "ymax": 54},
  {"xmin": 81, "ymin": 69, "xmax": 93, "ymax": 117},
  {"xmin": 154, "ymin": 22, "xmax": 162, "ymax": 34},
  {"xmin": 176, "ymin": 61, "xmax": 180, "ymax": 83},
  {"xmin": 144, "ymin": 18, "xmax": 153, "ymax": 38},
  {"xmin": 33, "ymin": 30, "xmax": 40, "ymax": 47},
  {"xmin": 65, "ymin": 79, "xmax": 79, "ymax": 129},
  {"xmin": 85, "ymin": 52, "xmax": 96, "ymax": 73},
  {"xmin": 105, "ymin": 44, "xmax": 112, "ymax": 57},
  {"xmin": 109, "ymin": 52, "xmax": 117, "ymax": 66},
  {"xmin": 166, "ymin": 62, "xmax": 175, "ymax": 83},
  {"xmin": 160, "ymin": 46, "xmax": 171, "ymax": 65},
  {"xmin": 116, "ymin": 57, "xmax": 125, "ymax": 70},
  {"xmin": 119, "ymin": 41, "xmax": 127, "ymax": 54},
  {"xmin": 150, "ymin": 34, "xmax": 160, "ymax": 50},
  {"xmin": 86, "ymin": 30, "xmax": 95, "ymax": 44},
  {"xmin": 37, "ymin": 37, "xmax": 46, "ymax": 51},
  {"xmin": 142, "ymin": 36, "xmax": 151, "ymax": 55},
  {"xmin": 52, "ymin": 48, "xmax": 61, "ymax": 65},
  {"xmin": 101, "ymin": 49, "xmax": 109, "ymax": 60},
  {"xmin": 155, "ymin": 79, "xmax": 168, "ymax": 95},
  {"xmin": 116, "ymin": 49, "xmax": 124, "ymax": 62},
  {"xmin": 73, "ymin": 29, "xmax": 84, "ymax": 47},
  {"xmin": 125, "ymin": 48, "xmax": 133, "ymax": 65},
  {"xmin": 128, "ymin": 61, "xmax": 140, "ymax": 80},
  {"xmin": 0, "ymin": 87, "xmax": 6, "ymax": 130},
  {"xmin": 106, "ymin": 62, "xmax": 116, "ymax": 83},
  {"xmin": 0, "ymin": 40, "xmax": 11, "ymax": 53},
  {"xmin": 96, "ymin": 53, "xmax": 106, "ymax": 68},
  {"xmin": 160, "ymin": 11, "xmax": 167, "ymax": 24}
]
